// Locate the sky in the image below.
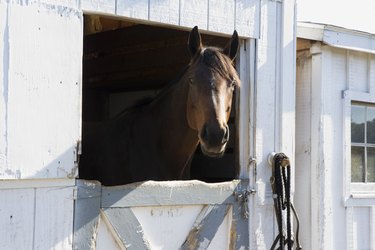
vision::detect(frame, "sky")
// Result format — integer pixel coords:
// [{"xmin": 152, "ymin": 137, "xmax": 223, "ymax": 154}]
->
[{"xmin": 297, "ymin": 0, "xmax": 375, "ymax": 34}]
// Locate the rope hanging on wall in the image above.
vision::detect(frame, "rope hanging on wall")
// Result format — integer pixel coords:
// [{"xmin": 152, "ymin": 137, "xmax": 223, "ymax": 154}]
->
[{"xmin": 270, "ymin": 153, "xmax": 302, "ymax": 250}]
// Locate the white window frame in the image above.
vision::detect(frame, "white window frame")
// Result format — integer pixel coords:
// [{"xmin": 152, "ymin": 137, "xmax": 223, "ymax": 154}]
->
[{"xmin": 343, "ymin": 90, "xmax": 375, "ymax": 203}]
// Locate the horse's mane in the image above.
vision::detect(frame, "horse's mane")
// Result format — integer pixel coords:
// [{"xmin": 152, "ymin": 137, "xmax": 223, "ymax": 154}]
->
[{"xmin": 115, "ymin": 47, "xmax": 239, "ymax": 119}]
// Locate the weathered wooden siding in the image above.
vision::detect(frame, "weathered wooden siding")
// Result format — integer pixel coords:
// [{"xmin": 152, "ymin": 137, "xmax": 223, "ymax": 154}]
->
[
  {"xmin": 0, "ymin": 0, "xmax": 298, "ymax": 249},
  {"xmin": 296, "ymin": 38, "xmax": 375, "ymax": 250},
  {"xmin": 0, "ymin": 1, "xmax": 82, "ymax": 250},
  {"xmin": 0, "ymin": 2, "xmax": 83, "ymax": 179},
  {"xmin": 295, "ymin": 48, "xmax": 312, "ymax": 249},
  {"xmin": 74, "ymin": 180, "xmax": 250, "ymax": 249},
  {"xmin": 81, "ymin": 0, "xmax": 260, "ymax": 39},
  {"xmin": 248, "ymin": 0, "xmax": 296, "ymax": 248},
  {"xmin": 0, "ymin": 180, "xmax": 75, "ymax": 250}
]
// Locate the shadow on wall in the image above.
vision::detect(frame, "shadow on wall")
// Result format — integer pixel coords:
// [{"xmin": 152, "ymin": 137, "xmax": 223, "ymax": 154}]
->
[
  {"xmin": 0, "ymin": 144, "xmax": 79, "ymax": 179},
  {"xmin": 0, "ymin": 145, "xmax": 78, "ymax": 250}
]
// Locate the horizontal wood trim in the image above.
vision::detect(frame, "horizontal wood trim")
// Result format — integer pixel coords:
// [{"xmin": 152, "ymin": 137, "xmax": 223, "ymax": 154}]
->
[
  {"xmin": 101, "ymin": 180, "xmax": 244, "ymax": 207},
  {"xmin": 0, "ymin": 179, "xmax": 75, "ymax": 189}
]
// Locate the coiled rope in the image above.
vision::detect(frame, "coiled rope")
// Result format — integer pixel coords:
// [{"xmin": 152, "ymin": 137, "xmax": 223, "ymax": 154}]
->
[{"xmin": 270, "ymin": 153, "xmax": 302, "ymax": 250}]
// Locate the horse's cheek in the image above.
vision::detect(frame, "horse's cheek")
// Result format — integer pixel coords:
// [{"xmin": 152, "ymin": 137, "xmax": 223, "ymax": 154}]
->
[{"xmin": 186, "ymin": 102, "xmax": 198, "ymax": 130}]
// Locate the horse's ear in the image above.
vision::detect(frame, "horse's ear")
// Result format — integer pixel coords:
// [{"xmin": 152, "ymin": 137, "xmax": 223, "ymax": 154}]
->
[
  {"xmin": 188, "ymin": 26, "xmax": 202, "ymax": 57},
  {"xmin": 223, "ymin": 30, "xmax": 239, "ymax": 61}
]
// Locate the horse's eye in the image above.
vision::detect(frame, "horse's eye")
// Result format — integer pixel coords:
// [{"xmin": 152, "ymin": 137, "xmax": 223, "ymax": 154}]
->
[
  {"xmin": 188, "ymin": 78, "xmax": 194, "ymax": 85},
  {"xmin": 229, "ymin": 80, "xmax": 236, "ymax": 88}
]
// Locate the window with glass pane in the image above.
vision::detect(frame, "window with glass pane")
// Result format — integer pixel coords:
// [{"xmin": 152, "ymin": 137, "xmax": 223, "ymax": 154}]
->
[{"xmin": 351, "ymin": 103, "xmax": 375, "ymax": 183}]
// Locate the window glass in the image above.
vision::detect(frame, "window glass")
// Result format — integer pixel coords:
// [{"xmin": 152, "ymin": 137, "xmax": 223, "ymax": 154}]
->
[
  {"xmin": 351, "ymin": 106, "xmax": 365, "ymax": 143},
  {"xmin": 351, "ymin": 146, "xmax": 365, "ymax": 182},
  {"xmin": 367, "ymin": 107, "xmax": 375, "ymax": 144},
  {"xmin": 367, "ymin": 147, "xmax": 375, "ymax": 182}
]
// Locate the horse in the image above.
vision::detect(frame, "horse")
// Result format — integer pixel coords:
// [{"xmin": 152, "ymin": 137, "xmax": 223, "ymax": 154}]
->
[{"xmin": 79, "ymin": 26, "xmax": 240, "ymax": 186}]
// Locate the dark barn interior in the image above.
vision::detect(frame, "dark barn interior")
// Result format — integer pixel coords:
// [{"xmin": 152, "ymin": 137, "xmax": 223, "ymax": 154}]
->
[{"xmin": 81, "ymin": 15, "xmax": 239, "ymax": 182}]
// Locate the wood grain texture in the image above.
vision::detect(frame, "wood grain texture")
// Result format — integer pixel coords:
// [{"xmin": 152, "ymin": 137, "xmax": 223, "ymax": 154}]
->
[
  {"xmin": 116, "ymin": 0, "xmax": 149, "ymax": 20},
  {"xmin": 81, "ymin": 0, "xmax": 259, "ymax": 38},
  {"xmin": 73, "ymin": 180, "xmax": 102, "ymax": 250},
  {"xmin": 181, "ymin": 204, "xmax": 231, "ymax": 249},
  {"xmin": 103, "ymin": 208, "xmax": 151, "ymax": 249},
  {"xmin": 0, "ymin": 2, "xmax": 82, "ymax": 179},
  {"xmin": 0, "ymin": 188, "xmax": 35, "ymax": 250},
  {"xmin": 149, "ymin": 0, "xmax": 179, "ymax": 25},
  {"xmin": 34, "ymin": 186, "xmax": 75, "ymax": 250},
  {"xmin": 0, "ymin": 184, "xmax": 75, "ymax": 250},
  {"xmin": 101, "ymin": 180, "xmax": 241, "ymax": 208},
  {"xmin": 208, "ymin": 0, "xmax": 235, "ymax": 34},
  {"xmin": 81, "ymin": 0, "xmax": 116, "ymax": 14},
  {"xmin": 295, "ymin": 35, "xmax": 375, "ymax": 250}
]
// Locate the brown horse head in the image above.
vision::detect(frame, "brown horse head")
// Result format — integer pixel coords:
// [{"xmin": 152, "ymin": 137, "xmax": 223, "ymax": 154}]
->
[{"xmin": 186, "ymin": 26, "xmax": 240, "ymax": 157}]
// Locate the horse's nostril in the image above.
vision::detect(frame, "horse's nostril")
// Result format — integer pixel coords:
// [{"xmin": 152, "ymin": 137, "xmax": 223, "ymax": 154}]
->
[
  {"xmin": 201, "ymin": 124, "xmax": 209, "ymax": 141},
  {"xmin": 222, "ymin": 125, "xmax": 229, "ymax": 144}
]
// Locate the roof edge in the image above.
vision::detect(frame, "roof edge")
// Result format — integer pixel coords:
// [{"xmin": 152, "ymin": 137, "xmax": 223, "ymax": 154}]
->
[{"xmin": 297, "ymin": 22, "xmax": 375, "ymax": 54}]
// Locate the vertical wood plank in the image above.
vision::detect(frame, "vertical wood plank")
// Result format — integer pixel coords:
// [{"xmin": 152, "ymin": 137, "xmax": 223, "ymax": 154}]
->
[
  {"xmin": 310, "ymin": 42, "xmax": 323, "ymax": 250},
  {"xmin": 0, "ymin": 188, "xmax": 35, "ymax": 250},
  {"xmin": 208, "ymin": 0, "xmax": 235, "ymax": 34},
  {"xmin": 230, "ymin": 198, "xmax": 250, "ymax": 249},
  {"xmin": 319, "ymin": 46, "xmax": 335, "ymax": 249},
  {"xmin": 346, "ymin": 206, "xmax": 354, "ymax": 250},
  {"xmin": 81, "ymin": 0, "xmax": 116, "ymax": 15},
  {"xmin": 73, "ymin": 180, "xmax": 101, "ymax": 250},
  {"xmin": 343, "ymin": 94, "xmax": 352, "ymax": 199},
  {"xmin": 235, "ymin": 0, "xmax": 260, "ymax": 38},
  {"xmin": 369, "ymin": 54, "xmax": 375, "ymax": 95},
  {"xmin": 237, "ymin": 39, "xmax": 252, "ymax": 179},
  {"xmin": 371, "ymin": 206, "xmax": 375, "ymax": 250},
  {"xmin": 348, "ymin": 50, "xmax": 369, "ymax": 92},
  {"xmin": 116, "ymin": 0, "xmax": 149, "ymax": 20},
  {"xmin": 34, "ymin": 186, "xmax": 75, "ymax": 250},
  {"xmin": 353, "ymin": 207, "xmax": 371, "ymax": 249},
  {"xmin": 0, "ymin": 2, "xmax": 8, "ymax": 176},
  {"xmin": 250, "ymin": 0, "xmax": 279, "ymax": 248},
  {"xmin": 180, "ymin": 0, "xmax": 208, "ymax": 30},
  {"xmin": 279, "ymin": 0, "xmax": 296, "ymax": 161},
  {"xmin": 322, "ymin": 46, "xmax": 348, "ymax": 250},
  {"xmin": 149, "ymin": 0, "xmax": 179, "ymax": 26},
  {"xmin": 3, "ymin": 3, "xmax": 82, "ymax": 179},
  {"xmin": 295, "ymin": 49, "xmax": 312, "ymax": 250}
]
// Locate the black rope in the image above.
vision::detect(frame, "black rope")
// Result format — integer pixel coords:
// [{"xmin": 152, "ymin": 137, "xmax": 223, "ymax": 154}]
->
[
  {"xmin": 270, "ymin": 153, "xmax": 302, "ymax": 250},
  {"xmin": 285, "ymin": 164, "xmax": 291, "ymax": 250}
]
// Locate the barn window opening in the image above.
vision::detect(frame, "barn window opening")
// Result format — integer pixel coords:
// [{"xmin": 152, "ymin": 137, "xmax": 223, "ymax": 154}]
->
[
  {"xmin": 80, "ymin": 15, "xmax": 240, "ymax": 184},
  {"xmin": 351, "ymin": 103, "xmax": 375, "ymax": 183}
]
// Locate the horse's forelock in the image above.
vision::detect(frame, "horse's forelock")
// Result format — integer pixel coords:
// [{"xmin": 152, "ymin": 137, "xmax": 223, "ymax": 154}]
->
[{"xmin": 196, "ymin": 48, "xmax": 240, "ymax": 86}]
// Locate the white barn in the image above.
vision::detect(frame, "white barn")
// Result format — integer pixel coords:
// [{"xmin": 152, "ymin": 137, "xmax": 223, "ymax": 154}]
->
[
  {"xmin": 0, "ymin": 0, "xmax": 296, "ymax": 249},
  {"xmin": 296, "ymin": 22, "xmax": 375, "ymax": 250}
]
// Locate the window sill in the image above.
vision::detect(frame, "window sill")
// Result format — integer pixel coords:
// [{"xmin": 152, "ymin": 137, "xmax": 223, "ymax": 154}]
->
[
  {"xmin": 345, "ymin": 197, "xmax": 375, "ymax": 206},
  {"xmin": 350, "ymin": 193, "xmax": 375, "ymax": 199}
]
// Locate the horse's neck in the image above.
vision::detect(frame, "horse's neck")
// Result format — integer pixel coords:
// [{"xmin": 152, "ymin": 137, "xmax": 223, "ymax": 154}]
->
[
  {"xmin": 150, "ymin": 75, "xmax": 199, "ymax": 176},
  {"xmin": 154, "ymin": 75, "xmax": 197, "ymax": 145}
]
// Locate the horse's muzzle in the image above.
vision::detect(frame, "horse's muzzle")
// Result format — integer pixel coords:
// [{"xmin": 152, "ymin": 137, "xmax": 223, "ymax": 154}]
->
[{"xmin": 199, "ymin": 123, "xmax": 229, "ymax": 158}]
